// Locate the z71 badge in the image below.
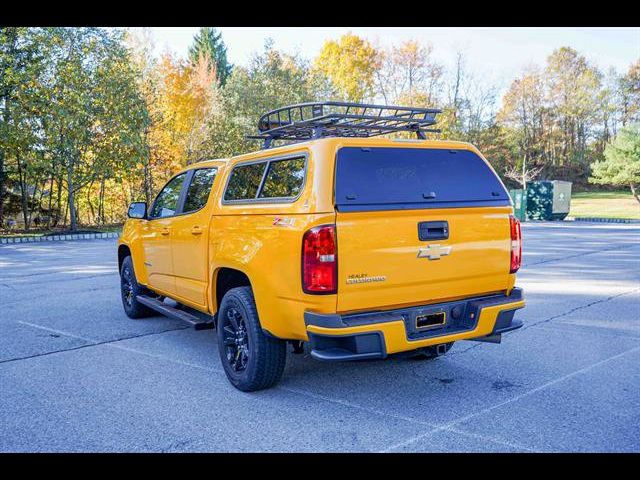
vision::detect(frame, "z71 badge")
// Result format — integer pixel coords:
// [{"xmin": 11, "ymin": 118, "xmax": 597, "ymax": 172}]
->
[{"xmin": 272, "ymin": 217, "xmax": 295, "ymax": 227}]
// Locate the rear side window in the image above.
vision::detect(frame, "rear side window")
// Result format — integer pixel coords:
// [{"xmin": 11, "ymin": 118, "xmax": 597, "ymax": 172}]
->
[
  {"xmin": 224, "ymin": 156, "xmax": 306, "ymax": 202},
  {"xmin": 224, "ymin": 162, "xmax": 266, "ymax": 201},
  {"xmin": 184, "ymin": 168, "xmax": 217, "ymax": 213},
  {"xmin": 259, "ymin": 157, "xmax": 305, "ymax": 198},
  {"xmin": 335, "ymin": 147, "xmax": 510, "ymax": 212}
]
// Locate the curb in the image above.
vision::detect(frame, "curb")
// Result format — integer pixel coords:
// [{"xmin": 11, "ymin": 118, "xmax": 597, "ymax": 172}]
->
[
  {"xmin": 0, "ymin": 231, "xmax": 120, "ymax": 245},
  {"xmin": 572, "ymin": 217, "xmax": 640, "ymax": 224}
]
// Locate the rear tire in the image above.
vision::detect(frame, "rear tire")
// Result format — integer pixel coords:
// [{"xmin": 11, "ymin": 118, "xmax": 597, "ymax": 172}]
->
[
  {"xmin": 217, "ymin": 286, "xmax": 287, "ymax": 392},
  {"xmin": 120, "ymin": 256, "xmax": 155, "ymax": 319}
]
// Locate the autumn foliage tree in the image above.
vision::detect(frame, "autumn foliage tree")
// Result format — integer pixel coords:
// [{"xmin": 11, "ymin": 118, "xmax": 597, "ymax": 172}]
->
[
  {"xmin": 314, "ymin": 33, "xmax": 378, "ymax": 102},
  {"xmin": 1, "ymin": 28, "xmax": 639, "ymax": 231}
]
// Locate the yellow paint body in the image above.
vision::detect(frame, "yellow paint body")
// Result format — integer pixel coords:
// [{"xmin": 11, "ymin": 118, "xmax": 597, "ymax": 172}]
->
[{"xmin": 119, "ymin": 137, "xmax": 524, "ymax": 354}]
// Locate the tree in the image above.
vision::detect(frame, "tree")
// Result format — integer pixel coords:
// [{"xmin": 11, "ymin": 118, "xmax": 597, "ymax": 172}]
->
[
  {"xmin": 314, "ymin": 33, "xmax": 379, "ymax": 102},
  {"xmin": 619, "ymin": 60, "xmax": 640, "ymax": 127},
  {"xmin": 0, "ymin": 27, "xmax": 43, "ymax": 227},
  {"xmin": 188, "ymin": 27, "xmax": 232, "ymax": 86},
  {"xmin": 209, "ymin": 41, "xmax": 327, "ymax": 156},
  {"xmin": 157, "ymin": 52, "xmax": 221, "ymax": 166},
  {"xmin": 498, "ymin": 69, "xmax": 547, "ymax": 174},
  {"xmin": 87, "ymin": 33, "xmax": 148, "ymax": 225},
  {"xmin": 125, "ymin": 28, "xmax": 161, "ymax": 206},
  {"xmin": 38, "ymin": 28, "xmax": 147, "ymax": 231},
  {"xmin": 375, "ymin": 40, "xmax": 443, "ymax": 107},
  {"xmin": 545, "ymin": 47, "xmax": 602, "ymax": 172},
  {"xmin": 2, "ymin": 30, "xmax": 638, "ymax": 230},
  {"xmin": 590, "ymin": 124, "xmax": 640, "ymax": 203},
  {"xmin": 503, "ymin": 163, "xmax": 544, "ymax": 189}
]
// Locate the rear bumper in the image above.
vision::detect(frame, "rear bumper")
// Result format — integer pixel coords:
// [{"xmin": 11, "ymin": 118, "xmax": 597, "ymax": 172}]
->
[{"xmin": 304, "ymin": 288, "xmax": 525, "ymax": 361}]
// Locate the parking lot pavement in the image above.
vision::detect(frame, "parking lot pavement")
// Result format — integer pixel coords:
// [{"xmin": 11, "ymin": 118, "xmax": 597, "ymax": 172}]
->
[{"xmin": 0, "ymin": 222, "xmax": 638, "ymax": 452}]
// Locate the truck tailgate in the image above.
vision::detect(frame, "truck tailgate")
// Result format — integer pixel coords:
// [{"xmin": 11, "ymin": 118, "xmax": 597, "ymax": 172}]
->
[
  {"xmin": 335, "ymin": 207, "xmax": 512, "ymax": 312},
  {"xmin": 333, "ymin": 145, "xmax": 513, "ymax": 313}
]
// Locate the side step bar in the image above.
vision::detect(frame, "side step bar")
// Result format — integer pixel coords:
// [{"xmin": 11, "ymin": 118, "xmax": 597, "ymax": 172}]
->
[{"xmin": 136, "ymin": 295, "xmax": 215, "ymax": 330}]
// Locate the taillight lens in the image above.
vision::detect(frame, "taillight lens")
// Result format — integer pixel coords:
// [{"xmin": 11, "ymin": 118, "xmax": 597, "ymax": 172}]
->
[
  {"xmin": 302, "ymin": 224, "xmax": 337, "ymax": 294},
  {"xmin": 509, "ymin": 215, "xmax": 522, "ymax": 273}
]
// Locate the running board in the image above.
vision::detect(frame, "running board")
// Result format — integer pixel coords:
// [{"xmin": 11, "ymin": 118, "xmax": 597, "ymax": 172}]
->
[{"xmin": 136, "ymin": 295, "xmax": 215, "ymax": 330}]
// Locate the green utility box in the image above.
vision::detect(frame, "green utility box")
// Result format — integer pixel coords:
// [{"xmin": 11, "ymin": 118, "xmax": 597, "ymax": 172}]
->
[
  {"xmin": 508, "ymin": 189, "xmax": 527, "ymax": 221},
  {"xmin": 526, "ymin": 180, "xmax": 572, "ymax": 220}
]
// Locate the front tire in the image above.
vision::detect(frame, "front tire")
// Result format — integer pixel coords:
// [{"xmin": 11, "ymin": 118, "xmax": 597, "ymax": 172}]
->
[
  {"xmin": 217, "ymin": 286, "xmax": 287, "ymax": 392},
  {"xmin": 120, "ymin": 256, "xmax": 154, "ymax": 319}
]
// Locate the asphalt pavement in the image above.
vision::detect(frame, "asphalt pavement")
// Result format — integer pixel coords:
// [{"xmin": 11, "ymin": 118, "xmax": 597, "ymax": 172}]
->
[{"xmin": 0, "ymin": 221, "xmax": 638, "ymax": 452}]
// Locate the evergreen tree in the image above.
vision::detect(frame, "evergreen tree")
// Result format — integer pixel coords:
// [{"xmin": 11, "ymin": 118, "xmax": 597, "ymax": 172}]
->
[
  {"xmin": 590, "ymin": 124, "xmax": 640, "ymax": 203},
  {"xmin": 188, "ymin": 27, "xmax": 232, "ymax": 86}
]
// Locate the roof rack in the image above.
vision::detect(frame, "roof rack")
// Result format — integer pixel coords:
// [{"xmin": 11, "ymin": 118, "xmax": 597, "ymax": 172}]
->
[{"xmin": 247, "ymin": 101, "xmax": 442, "ymax": 149}]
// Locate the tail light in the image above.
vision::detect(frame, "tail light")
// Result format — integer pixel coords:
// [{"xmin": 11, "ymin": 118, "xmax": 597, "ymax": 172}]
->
[
  {"xmin": 302, "ymin": 224, "xmax": 337, "ymax": 294},
  {"xmin": 509, "ymin": 215, "xmax": 522, "ymax": 273}
]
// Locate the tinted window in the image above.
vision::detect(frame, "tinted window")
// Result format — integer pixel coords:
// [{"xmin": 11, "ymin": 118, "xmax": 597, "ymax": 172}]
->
[
  {"xmin": 224, "ymin": 162, "xmax": 266, "ymax": 201},
  {"xmin": 259, "ymin": 157, "xmax": 305, "ymax": 198},
  {"xmin": 149, "ymin": 173, "xmax": 187, "ymax": 218},
  {"xmin": 335, "ymin": 147, "xmax": 509, "ymax": 212},
  {"xmin": 184, "ymin": 168, "xmax": 217, "ymax": 213}
]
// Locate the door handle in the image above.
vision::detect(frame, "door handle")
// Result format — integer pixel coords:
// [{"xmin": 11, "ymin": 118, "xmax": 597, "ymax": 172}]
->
[
  {"xmin": 418, "ymin": 221, "xmax": 449, "ymax": 241},
  {"xmin": 161, "ymin": 227, "xmax": 170, "ymax": 236},
  {"xmin": 191, "ymin": 226, "xmax": 203, "ymax": 235}
]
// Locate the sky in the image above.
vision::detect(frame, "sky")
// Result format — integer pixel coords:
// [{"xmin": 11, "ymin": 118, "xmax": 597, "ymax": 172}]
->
[{"xmin": 146, "ymin": 27, "xmax": 639, "ymax": 92}]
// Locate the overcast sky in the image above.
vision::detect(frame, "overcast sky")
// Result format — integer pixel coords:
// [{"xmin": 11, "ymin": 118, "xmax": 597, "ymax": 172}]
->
[{"xmin": 146, "ymin": 27, "xmax": 639, "ymax": 91}]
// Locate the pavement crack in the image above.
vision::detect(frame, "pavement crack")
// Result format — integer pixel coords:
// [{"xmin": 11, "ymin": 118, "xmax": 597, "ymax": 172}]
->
[
  {"xmin": 380, "ymin": 342, "xmax": 640, "ymax": 452},
  {"xmin": 1, "ymin": 285, "xmax": 119, "ymax": 308},
  {"xmin": 523, "ymin": 242, "xmax": 638, "ymax": 267},
  {"xmin": 1, "ymin": 272, "xmax": 117, "ymax": 287},
  {"xmin": 0, "ymin": 324, "xmax": 190, "ymax": 366},
  {"xmin": 446, "ymin": 287, "xmax": 640, "ymax": 359},
  {"xmin": 515, "ymin": 287, "xmax": 640, "ymax": 333}
]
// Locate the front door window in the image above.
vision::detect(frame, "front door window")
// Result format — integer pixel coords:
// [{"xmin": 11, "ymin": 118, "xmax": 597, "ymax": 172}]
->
[{"xmin": 149, "ymin": 173, "xmax": 187, "ymax": 219}]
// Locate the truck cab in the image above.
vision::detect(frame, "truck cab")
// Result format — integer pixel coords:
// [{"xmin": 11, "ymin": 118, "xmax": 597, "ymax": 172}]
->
[{"xmin": 118, "ymin": 102, "xmax": 525, "ymax": 392}]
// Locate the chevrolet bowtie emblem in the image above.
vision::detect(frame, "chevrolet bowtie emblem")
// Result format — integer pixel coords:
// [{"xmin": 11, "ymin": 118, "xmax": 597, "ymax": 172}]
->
[{"xmin": 417, "ymin": 244, "xmax": 452, "ymax": 260}]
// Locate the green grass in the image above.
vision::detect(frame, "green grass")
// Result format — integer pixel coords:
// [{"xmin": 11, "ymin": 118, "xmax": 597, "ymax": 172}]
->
[{"xmin": 570, "ymin": 190, "xmax": 640, "ymax": 219}]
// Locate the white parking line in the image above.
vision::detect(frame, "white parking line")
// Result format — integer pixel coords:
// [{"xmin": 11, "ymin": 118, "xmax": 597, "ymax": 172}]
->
[
  {"xmin": 16, "ymin": 319, "xmax": 636, "ymax": 453},
  {"xmin": 15, "ymin": 319, "xmax": 536, "ymax": 451},
  {"xmin": 18, "ymin": 321, "xmax": 97, "ymax": 343},
  {"xmin": 380, "ymin": 343, "xmax": 640, "ymax": 452},
  {"xmin": 16, "ymin": 320, "xmax": 211, "ymax": 373},
  {"xmin": 281, "ymin": 386, "xmax": 538, "ymax": 452}
]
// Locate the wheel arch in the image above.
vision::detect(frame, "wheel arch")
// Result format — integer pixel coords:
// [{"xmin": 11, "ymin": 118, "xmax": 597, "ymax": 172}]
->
[
  {"xmin": 118, "ymin": 244, "xmax": 131, "ymax": 272},
  {"xmin": 213, "ymin": 267, "xmax": 253, "ymax": 313}
]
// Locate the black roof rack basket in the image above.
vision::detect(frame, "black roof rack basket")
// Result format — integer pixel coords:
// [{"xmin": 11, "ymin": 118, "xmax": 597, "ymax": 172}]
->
[{"xmin": 247, "ymin": 101, "xmax": 441, "ymax": 148}]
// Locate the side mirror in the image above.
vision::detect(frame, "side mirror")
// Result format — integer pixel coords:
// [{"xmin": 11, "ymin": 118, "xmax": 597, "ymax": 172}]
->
[{"xmin": 127, "ymin": 202, "xmax": 147, "ymax": 219}]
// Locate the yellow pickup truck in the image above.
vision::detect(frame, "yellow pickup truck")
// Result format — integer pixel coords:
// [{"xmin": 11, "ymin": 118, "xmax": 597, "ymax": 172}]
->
[{"xmin": 118, "ymin": 102, "xmax": 524, "ymax": 391}]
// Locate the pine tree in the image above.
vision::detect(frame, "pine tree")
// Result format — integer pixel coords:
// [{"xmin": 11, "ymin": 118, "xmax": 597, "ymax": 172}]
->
[
  {"xmin": 590, "ymin": 124, "xmax": 640, "ymax": 203},
  {"xmin": 188, "ymin": 27, "xmax": 232, "ymax": 86}
]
